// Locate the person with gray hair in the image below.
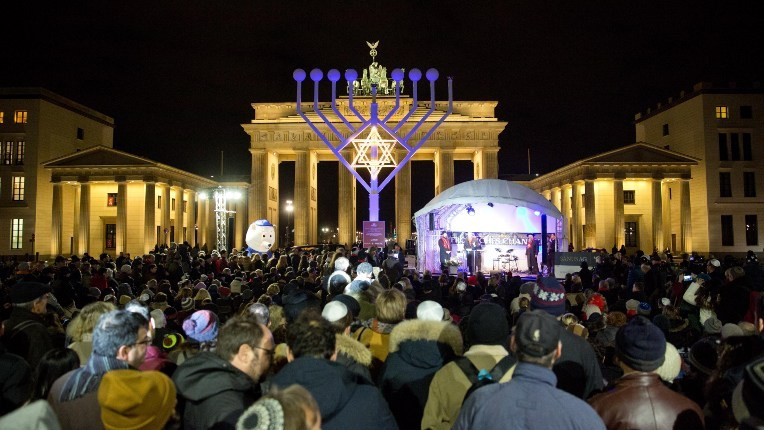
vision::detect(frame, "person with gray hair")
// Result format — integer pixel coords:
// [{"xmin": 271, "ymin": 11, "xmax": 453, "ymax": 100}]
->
[
  {"xmin": 3, "ymin": 281, "xmax": 55, "ymax": 370},
  {"xmin": 47, "ymin": 310, "xmax": 149, "ymax": 430},
  {"xmin": 247, "ymin": 303, "xmax": 270, "ymax": 326}
]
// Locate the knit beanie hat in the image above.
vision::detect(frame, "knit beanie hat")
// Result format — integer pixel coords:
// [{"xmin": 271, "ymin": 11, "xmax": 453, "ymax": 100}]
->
[
  {"xmin": 98, "ymin": 370, "xmax": 176, "ymax": 430},
  {"xmin": 183, "ymin": 310, "xmax": 219, "ymax": 343},
  {"xmin": 119, "ymin": 295, "xmax": 132, "ymax": 306},
  {"xmin": 704, "ymin": 316, "xmax": 722, "ymax": 334},
  {"xmin": 322, "ymin": 301, "xmax": 348, "ymax": 323},
  {"xmin": 181, "ymin": 297, "xmax": 194, "ymax": 312},
  {"xmin": 466, "ymin": 303, "xmax": 510, "ymax": 346},
  {"xmin": 417, "ymin": 300, "xmax": 445, "ymax": 321},
  {"xmin": 230, "ymin": 278, "xmax": 242, "ymax": 294},
  {"xmin": 195, "ymin": 282, "xmax": 207, "ymax": 291},
  {"xmin": 656, "ymin": 342, "xmax": 682, "ymax": 383},
  {"xmin": 721, "ymin": 323, "xmax": 745, "ymax": 340},
  {"xmin": 688, "ymin": 338, "xmax": 718, "ymax": 376},
  {"xmin": 615, "ymin": 316, "xmax": 666, "ymax": 371},
  {"xmin": 237, "ymin": 397, "xmax": 284, "ymax": 430},
  {"xmin": 163, "ymin": 306, "xmax": 178, "ymax": 321},
  {"xmin": 150, "ymin": 309, "xmax": 166, "ymax": 329},
  {"xmin": 218, "ymin": 286, "xmax": 231, "ymax": 298},
  {"xmin": 625, "ymin": 299, "xmax": 640, "ymax": 317},
  {"xmin": 582, "ymin": 304, "xmax": 601, "ymax": 321},
  {"xmin": 530, "ymin": 277, "xmax": 566, "ymax": 316},
  {"xmin": 331, "ymin": 294, "xmax": 360, "ymax": 319},
  {"xmin": 587, "ymin": 294, "xmax": 607, "ymax": 313},
  {"xmin": 637, "ymin": 302, "xmax": 651, "ymax": 317}
]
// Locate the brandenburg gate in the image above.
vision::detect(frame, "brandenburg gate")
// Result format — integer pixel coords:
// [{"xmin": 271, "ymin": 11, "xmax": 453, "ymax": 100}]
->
[{"xmin": 242, "ymin": 52, "xmax": 506, "ymax": 246}]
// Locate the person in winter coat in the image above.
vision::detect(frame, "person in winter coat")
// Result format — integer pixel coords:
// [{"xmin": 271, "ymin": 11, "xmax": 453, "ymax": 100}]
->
[
  {"xmin": 354, "ymin": 288, "xmax": 407, "ymax": 379},
  {"xmin": 322, "ymin": 301, "xmax": 373, "ymax": 382},
  {"xmin": 272, "ymin": 310, "xmax": 398, "ymax": 430},
  {"xmin": 172, "ymin": 316, "xmax": 274, "ymax": 430},
  {"xmin": 717, "ymin": 266, "xmax": 751, "ymax": 324},
  {"xmin": 589, "ymin": 317, "xmax": 704, "ymax": 430},
  {"xmin": 380, "ymin": 301, "xmax": 463, "ymax": 430},
  {"xmin": 3, "ymin": 282, "xmax": 55, "ymax": 371}
]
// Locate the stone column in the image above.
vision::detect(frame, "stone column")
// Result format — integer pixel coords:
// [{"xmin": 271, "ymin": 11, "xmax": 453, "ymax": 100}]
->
[
  {"xmin": 78, "ymin": 182, "xmax": 91, "ymax": 254},
  {"xmin": 187, "ymin": 190, "xmax": 196, "ymax": 246},
  {"xmin": 338, "ymin": 151, "xmax": 356, "ymax": 247},
  {"xmin": 395, "ymin": 151, "xmax": 412, "ymax": 244},
  {"xmin": 206, "ymin": 197, "xmax": 217, "ymax": 251},
  {"xmin": 116, "ymin": 180, "xmax": 128, "ymax": 254},
  {"xmin": 680, "ymin": 179, "xmax": 692, "ymax": 252},
  {"xmin": 172, "ymin": 187, "xmax": 182, "ymax": 244},
  {"xmin": 550, "ymin": 187, "xmax": 561, "ymax": 212},
  {"xmin": 161, "ymin": 184, "xmax": 171, "ymax": 246},
  {"xmin": 234, "ymin": 196, "xmax": 245, "ymax": 250},
  {"xmin": 662, "ymin": 182, "xmax": 672, "ymax": 251},
  {"xmin": 197, "ymin": 195, "xmax": 206, "ymax": 249},
  {"xmin": 561, "ymin": 184, "xmax": 571, "ymax": 251},
  {"xmin": 584, "ymin": 179, "xmax": 596, "ymax": 249},
  {"xmin": 651, "ymin": 179, "xmax": 664, "ymax": 252},
  {"xmin": 51, "ymin": 181, "xmax": 63, "ymax": 256},
  {"xmin": 571, "ymin": 182, "xmax": 582, "ymax": 250},
  {"xmin": 473, "ymin": 150, "xmax": 483, "ymax": 180},
  {"xmin": 434, "ymin": 149, "xmax": 454, "ymax": 195},
  {"xmin": 249, "ymin": 149, "xmax": 267, "ymax": 223},
  {"xmin": 309, "ymin": 151, "xmax": 318, "ymax": 244},
  {"xmin": 294, "ymin": 151, "xmax": 309, "ymax": 245},
  {"xmin": 144, "ymin": 182, "xmax": 156, "ymax": 251},
  {"xmin": 482, "ymin": 150, "xmax": 499, "ymax": 179},
  {"xmin": 614, "ymin": 179, "xmax": 625, "ymax": 249}
]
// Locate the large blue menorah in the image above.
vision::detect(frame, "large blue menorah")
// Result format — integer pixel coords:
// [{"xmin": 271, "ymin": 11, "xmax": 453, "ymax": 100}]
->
[{"xmin": 293, "ymin": 66, "xmax": 452, "ymax": 222}]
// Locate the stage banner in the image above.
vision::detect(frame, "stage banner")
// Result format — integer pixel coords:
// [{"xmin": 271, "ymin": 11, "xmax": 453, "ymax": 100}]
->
[
  {"xmin": 363, "ymin": 221, "xmax": 386, "ymax": 249},
  {"xmin": 477, "ymin": 232, "xmax": 537, "ymax": 247},
  {"xmin": 554, "ymin": 252, "xmax": 597, "ymax": 279}
]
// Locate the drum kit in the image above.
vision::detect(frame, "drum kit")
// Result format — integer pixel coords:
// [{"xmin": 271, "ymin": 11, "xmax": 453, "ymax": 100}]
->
[{"xmin": 493, "ymin": 248, "xmax": 519, "ymax": 271}]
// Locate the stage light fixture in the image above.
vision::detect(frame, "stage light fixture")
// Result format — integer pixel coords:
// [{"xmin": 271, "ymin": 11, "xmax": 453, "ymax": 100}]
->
[
  {"xmin": 466, "ymin": 204, "xmax": 476, "ymax": 216},
  {"xmin": 534, "ymin": 210, "xmax": 541, "ymax": 216}
]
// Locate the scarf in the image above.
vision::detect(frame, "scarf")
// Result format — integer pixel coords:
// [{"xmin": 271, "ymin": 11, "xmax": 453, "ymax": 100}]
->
[{"xmin": 59, "ymin": 353, "xmax": 129, "ymax": 401}]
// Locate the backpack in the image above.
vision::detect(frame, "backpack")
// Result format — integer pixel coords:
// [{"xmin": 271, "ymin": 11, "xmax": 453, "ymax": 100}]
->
[{"xmin": 454, "ymin": 354, "xmax": 516, "ymax": 405}]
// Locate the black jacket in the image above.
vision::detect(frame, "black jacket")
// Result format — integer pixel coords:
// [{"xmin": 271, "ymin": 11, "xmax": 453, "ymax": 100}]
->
[
  {"xmin": 272, "ymin": 357, "xmax": 398, "ymax": 430},
  {"xmin": 555, "ymin": 325, "xmax": 605, "ymax": 399},
  {"xmin": 172, "ymin": 351, "xmax": 261, "ymax": 430},
  {"xmin": 2, "ymin": 307, "xmax": 54, "ymax": 370}
]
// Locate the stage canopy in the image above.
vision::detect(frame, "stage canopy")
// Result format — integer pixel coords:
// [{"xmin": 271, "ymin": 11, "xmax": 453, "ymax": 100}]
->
[{"xmin": 413, "ymin": 179, "xmax": 564, "ymax": 274}]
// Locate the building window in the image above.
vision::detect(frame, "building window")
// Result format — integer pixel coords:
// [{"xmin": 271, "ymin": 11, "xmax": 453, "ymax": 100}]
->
[
  {"xmin": 719, "ymin": 172, "xmax": 732, "ymax": 197},
  {"xmin": 740, "ymin": 105, "xmax": 753, "ymax": 119},
  {"xmin": 105, "ymin": 224, "xmax": 116, "ymax": 249},
  {"xmin": 731, "ymin": 134, "xmax": 740, "ymax": 160},
  {"xmin": 625, "ymin": 222, "xmax": 638, "ymax": 247},
  {"xmin": 13, "ymin": 110, "xmax": 28, "ymax": 123},
  {"xmin": 77, "ymin": 127, "xmax": 84, "ymax": 140},
  {"xmin": 716, "ymin": 106, "xmax": 729, "ymax": 119},
  {"xmin": 623, "ymin": 190, "xmax": 636, "ymax": 204},
  {"xmin": 157, "ymin": 196, "xmax": 162, "ymax": 209},
  {"xmin": 744, "ymin": 172, "xmax": 756, "ymax": 197},
  {"xmin": 742, "ymin": 133, "xmax": 753, "ymax": 161},
  {"xmin": 746, "ymin": 215, "xmax": 758, "ymax": 246},
  {"xmin": 721, "ymin": 215, "xmax": 734, "ymax": 246},
  {"xmin": 3, "ymin": 142, "xmax": 12, "ymax": 165},
  {"xmin": 15, "ymin": 141, "xmax": 24, "ymax": 165},
  {"xmin": 662, "ymin": 124, "xmax": 669, "ymax": 136},
  {"xmin": 0, "ymin": 112, "xmax": 4, "ymax": 123},
  {"xmin": 11, "ymin": 219, "xmax": 23, "ymax": 249},
  {"xmin": 107, "ymin": 193, "xmax": 118, "ymax": 207},
  {"xmin": 12, "ymin": 176, "xmax": 24, "ymax": 201},
  {"xmin": 718, "ymin": 134, "xmax": 728, "ymax": 160},
  {"xmin": 171, "ymin": 198, "xmax": 176, "ymax": 211}
]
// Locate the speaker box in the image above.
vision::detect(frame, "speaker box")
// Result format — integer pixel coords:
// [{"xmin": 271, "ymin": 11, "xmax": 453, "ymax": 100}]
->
[{"xmin": 428, "ymin": 213, "xmax": 435, "ymax": 231}]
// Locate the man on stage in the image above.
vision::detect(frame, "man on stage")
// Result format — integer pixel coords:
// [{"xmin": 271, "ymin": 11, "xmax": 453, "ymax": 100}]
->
[
  {"xmin": 438, "ymin": 231, "xmax": 452, "ymax": 271},
  {"xmin": 547, "ymin": 233, "xmax": 557, "ymax": 271},
  {"xmin": 526, "ymin": 233, "xmax": 539, "ymax": 274},
  {"xmin": 463, "ymin": 232, "xmax": 482, "ymax": 274}
]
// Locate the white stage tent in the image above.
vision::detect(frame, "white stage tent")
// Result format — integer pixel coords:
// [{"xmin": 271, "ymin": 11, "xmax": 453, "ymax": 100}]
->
[{"xmin": 413, "ymin": 179, "xmax": 565, "ymax": 274}]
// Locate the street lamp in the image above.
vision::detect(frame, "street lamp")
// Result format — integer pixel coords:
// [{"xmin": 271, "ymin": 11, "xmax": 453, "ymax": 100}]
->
[{"xmin": 285, "ymin": 200, "xmax": 294, "ymax": 246}]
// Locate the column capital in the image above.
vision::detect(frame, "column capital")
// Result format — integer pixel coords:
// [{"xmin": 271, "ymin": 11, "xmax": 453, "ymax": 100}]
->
[
  {"xmin": 115, "ymin": 176, "xmax": 127, "ymax": 183},
  {"xmin": 77, "ymin": 176, "xmax": 90, "ymax": 183}
]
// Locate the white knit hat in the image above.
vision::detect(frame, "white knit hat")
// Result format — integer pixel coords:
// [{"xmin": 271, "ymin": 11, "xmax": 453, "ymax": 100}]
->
[
  {"xmin": 417, "ymin": 300, "xmax": 444, "ymax": 321},
  {"xmin": 230, "ymin": 278, "xmax": 242, "ymax": 294},
  {"xmin": 656, "ymin": 342, "xmax": 682, "ymax": 383},
  {"xmin": 582, "ymin": 304, "xmax": 602, "ymax": 321},
  {"xmin": 150, "ymin": 309, "xmax": 166, "ymax": 329},
  {"xmin": 722, "ymin": 323, "xmax": 745, "ymax": 340},
  {"xmin": 322, "ymin": 301, "xmax": 348, "ymax": 323}
]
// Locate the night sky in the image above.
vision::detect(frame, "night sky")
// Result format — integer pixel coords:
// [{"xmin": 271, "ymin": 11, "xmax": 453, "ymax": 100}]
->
[{"xmin": 4, "ymin": 1, "xmax": 764, "ymax": 237}]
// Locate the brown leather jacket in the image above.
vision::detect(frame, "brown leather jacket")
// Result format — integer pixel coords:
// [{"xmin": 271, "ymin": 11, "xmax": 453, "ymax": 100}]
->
[{"xmin": 588, "ymin": 372, "xmax": 704, "ymax": 430}]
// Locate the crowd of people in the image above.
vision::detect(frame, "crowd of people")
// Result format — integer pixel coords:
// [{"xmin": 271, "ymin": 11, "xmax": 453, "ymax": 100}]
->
[{"xmin": 1, "ymin": 241, "xmax": 764, "ymax": 429}]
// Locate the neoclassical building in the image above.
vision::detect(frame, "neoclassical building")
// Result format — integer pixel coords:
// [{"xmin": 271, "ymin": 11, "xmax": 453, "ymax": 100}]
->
[
  {"xmin": 527, "ymin": 143, "xmax": 698, "ymax": 254},
  {"xmin": 242, "ymin": 97, "xmax": 506, "ymax": 246}
]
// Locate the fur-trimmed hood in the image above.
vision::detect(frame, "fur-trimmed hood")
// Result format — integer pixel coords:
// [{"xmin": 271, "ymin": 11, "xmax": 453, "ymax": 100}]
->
[
  {"xmin": 335, "ymin": 333, "xmax": 372, "ymax": 366},
  {"xmin": 389, "ymin": 320, "xmax": 463, "ymax": 355}
]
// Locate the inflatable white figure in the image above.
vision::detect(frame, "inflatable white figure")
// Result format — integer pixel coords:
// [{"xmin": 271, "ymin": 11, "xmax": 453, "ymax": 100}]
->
[{"xmin": 246, "ymin": 220, "xmax": 276, "ymax": 253}]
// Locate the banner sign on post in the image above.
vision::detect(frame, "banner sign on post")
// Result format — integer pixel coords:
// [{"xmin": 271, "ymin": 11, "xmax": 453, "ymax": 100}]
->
[
  {"xmin": 363, "ymin": 221, "xmax": 386, "ymax": 249},
  {"xmin": 554, "ymin": 252, "xmax": 598, "ymax": 279}
]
